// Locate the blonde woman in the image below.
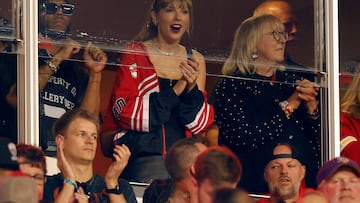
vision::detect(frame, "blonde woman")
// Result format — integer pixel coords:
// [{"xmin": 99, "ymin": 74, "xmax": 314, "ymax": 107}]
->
[
  {"xmin": 213, "ymin": 14, "xmax": 320, "ymax": 193},
  {"xmin": 101, "ymin": 0, "xmax": 214, "ymax": 183},
  {"xmin": 340, "ymin": 71, "xmax": 360, "ymax": 165}
]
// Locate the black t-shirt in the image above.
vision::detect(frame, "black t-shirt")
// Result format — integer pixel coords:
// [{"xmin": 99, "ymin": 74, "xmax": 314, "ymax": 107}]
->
[
  {"xmin": 38, "ymin": 51, "xmax": 89, "ymax": 156},
  {"xmin": 44, "ymin": 173, "xmax": 137, "ymax": 203}
]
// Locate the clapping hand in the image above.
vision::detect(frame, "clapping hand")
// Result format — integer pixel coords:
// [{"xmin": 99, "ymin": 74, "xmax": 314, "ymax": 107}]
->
[
  {"xmin": 180, "ymin": 58, "xmax": 200, "ymax": 92},
  {"xmin": 286, "ymin": 79, "xmax": 320, "ymax": 114},
  {"xmin": 56, "ymin": 135, "xmax": 76, "ymax": 182},
  {"xmin": 73, "ymin": 187, "xmax": 89, "ymax": 203},
  {"xmin": 295, "ymin": 79, "xmax": 320, "ymax": 112},
  {"xmin": 104, "ymin": 144, "xmax": 131, "ymax": 188}
]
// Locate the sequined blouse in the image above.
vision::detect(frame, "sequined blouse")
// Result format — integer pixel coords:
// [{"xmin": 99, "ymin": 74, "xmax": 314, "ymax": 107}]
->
[{"xmin": 214, "ymin": 70, "xmax": 321, "ymax": 157}]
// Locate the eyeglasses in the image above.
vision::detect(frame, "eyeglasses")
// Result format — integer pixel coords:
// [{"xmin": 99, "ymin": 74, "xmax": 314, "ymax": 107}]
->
[
  {"xmin": 29, "ymin": 174, "xmax": 47, "ymax": 185},
  {"xmin": 43, "ymin": 2, "xmax": 75, "ymax": 16},
  {"xmin": 268, "ymin": 30, "xmax": 289, "ymax": 42}
]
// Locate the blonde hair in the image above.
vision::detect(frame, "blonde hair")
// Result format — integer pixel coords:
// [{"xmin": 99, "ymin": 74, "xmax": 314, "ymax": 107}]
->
[
  {"xmin": 341, "ymin": 70, "xmax": 360, "ymax": 119},
  {"xmin": 222, "ymin": 14, "xmax": 284, "ymax": 75}
]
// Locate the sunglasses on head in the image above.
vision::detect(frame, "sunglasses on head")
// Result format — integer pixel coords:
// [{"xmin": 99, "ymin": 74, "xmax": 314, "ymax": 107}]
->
[{"xmin": 43, "ymin": 2, "xmax": 75, "ymax": 16}]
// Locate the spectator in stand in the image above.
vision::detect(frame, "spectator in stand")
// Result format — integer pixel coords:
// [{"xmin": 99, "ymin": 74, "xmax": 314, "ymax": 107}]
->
[
  {"xmin": 253, "ymin": 0, "xmax": 317, "ymax": 83},
  {"xmin": 193, "ymin": 146, "xmax": 242, "ymax": 203},
  {"xmin": 38, "ymin": 0, "xmax": 107, "ymax": 158},
  {"xmin": 143, "ymin": 178, "xmax": 191, "ymax": 203},
  {"xmin": 253, "ymin": 0, "xmax": 299, "ymax": 66},
  {"xmin": 16, "ymin": 144, "xmax": 47, "ymax": 202},
  {"xmin": 43, "ymin": 109, "xmax": 137, "ymax": 203},
  {"xmin": 213, "ymin": 14, "xmax": 320, "ymax": 193},
  {"xmin": 317, "ymin": 157, "xmax": 360, "ymax": 203},
  {"xmin": 0, "ymin": 137, "xmax": 21, "ymax": 176},
  {"xmin": 0, "ymin": 176, "xmax": 38, "ymax": 203},
  {"xmin": 257, "ymin": 143, "xmax": 312, "ymax": 203},
  {"xmin": 0, "ymin": 137, "xmax": 38, "ymax": 203},
  {"xmin": 340, "ymin": 71, "xmax": 360, "ymax": 165},
  {"xmin": 100, "ymin": 0, "xmax": 214, "ymax": 183},
  {"xmin": 206, "ymin": 0, "xmax": 312, "ymax": 148},
  {"xmin": 165, "ymin": 136, "xmax": 207, "ymax": 203}
]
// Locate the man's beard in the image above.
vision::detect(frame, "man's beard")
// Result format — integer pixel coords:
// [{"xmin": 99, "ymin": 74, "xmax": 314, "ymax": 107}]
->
[
  {"xmin": 269, "ymin": 180, "xmax": 300, "ymax": 200},
  {"xmin": 274, "ymin": 185, "xmax": 297, "ymax": 199}
]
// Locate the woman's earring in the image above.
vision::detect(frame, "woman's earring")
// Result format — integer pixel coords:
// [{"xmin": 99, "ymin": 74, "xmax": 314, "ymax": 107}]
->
[{"xmin": 252, "ymin": 53, "xmax": 258, "ymax": 59}]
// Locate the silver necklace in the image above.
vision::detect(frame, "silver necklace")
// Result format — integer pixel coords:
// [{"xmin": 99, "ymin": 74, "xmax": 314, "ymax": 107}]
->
[{"xmin": 151, "ymin": 41, "xmax": 181, "ymax": 56}]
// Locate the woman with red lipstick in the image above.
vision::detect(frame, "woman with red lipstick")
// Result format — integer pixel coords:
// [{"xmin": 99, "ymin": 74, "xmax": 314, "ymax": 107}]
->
[
  {"xmin": 101, "ymin": 0, "xmax": 214, "ymax": 183},
  {"xmin": 213, "ymin": 15, "xmax": 321, "ymax": 194}
]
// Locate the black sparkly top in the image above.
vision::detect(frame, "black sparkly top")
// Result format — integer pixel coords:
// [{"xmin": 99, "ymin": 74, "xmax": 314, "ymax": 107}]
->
[{"xmin": 214, "ymin": 70, "xmax": 321, "ymax": 158}]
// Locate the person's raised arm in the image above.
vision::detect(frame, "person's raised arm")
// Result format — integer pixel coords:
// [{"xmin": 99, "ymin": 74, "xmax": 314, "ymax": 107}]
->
[
  {"xmin": 79, "ymin": 42, "xmax": 107, "ymax": 115},
  {"xmin": 177, "ymin": 51, "xmax": 214, "ymax": 136},
  {"xmin": 54, "ymin": 134, "xmax": 81, "ymax": 203},
  {"xmin": 104, "ymin": 144, "xmax": 131, "ymax": 203},
  {"xmin": 38, "ymin": 38, "xmax": 81, "ymax": 92}
]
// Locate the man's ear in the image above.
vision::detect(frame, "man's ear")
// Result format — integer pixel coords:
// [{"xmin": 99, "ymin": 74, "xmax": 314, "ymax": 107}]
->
[
  {"xmin": 189, "ymin": 165, "xmax": 198, "ymax": 187},
  {"xmin": 317, "ymin": 180, "xmax": 325, "ymax": 190},
  {"xmin": 264, "ymin": 170, "xmax": 269, "ymax": 183},
  {"xmin": 301, "ymin": 165, "xmax": 306, "ymax": 180},
  {"xmin": 190, "ymin": 165, "xmax": 196, "ymax": 178},
  {"xmin": 55, "ymin": 133, "xmax": 64, "ymax": 146}
]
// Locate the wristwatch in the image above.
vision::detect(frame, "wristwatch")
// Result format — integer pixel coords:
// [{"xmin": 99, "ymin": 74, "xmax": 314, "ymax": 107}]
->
[{"xmin": 105, "ymin": 184, "xmax": 123, "ymax": 194}]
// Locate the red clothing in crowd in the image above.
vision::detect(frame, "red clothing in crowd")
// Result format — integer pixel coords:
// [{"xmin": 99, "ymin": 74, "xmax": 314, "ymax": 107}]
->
[
  {"xmin": 256, "ymin": 186, "xmax": 314, "ymax": 203},
  {"xmin": 340, "ymin": 112, "xmax": 360, "ymax": 165}
]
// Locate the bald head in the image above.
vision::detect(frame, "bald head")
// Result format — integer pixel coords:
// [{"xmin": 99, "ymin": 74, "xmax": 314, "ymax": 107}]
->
[
  {"xmin": 254, "ymin": 1, "xmax": 298, "ymax": 45},
  {"xmin": 273, "ymin": 144, "xmax": 292, "ymax": 155}
]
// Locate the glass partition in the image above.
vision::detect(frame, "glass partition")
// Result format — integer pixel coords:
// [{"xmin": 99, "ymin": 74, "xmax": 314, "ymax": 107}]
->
[
  {"xmin": 0, "ymin": 0, "xmax": 19, "ymax": 143},
  {"xmin": 11, "ymin": 0, "xmax": 346, "ymax": 198},
  {"xmin": 38, "ymin": 0, "xmax": 321, "ymax": 194}
]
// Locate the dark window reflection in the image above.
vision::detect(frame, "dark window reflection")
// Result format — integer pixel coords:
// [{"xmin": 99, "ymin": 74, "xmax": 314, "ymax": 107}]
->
[{"xmin": 0, "ymin": 15, "xmax": 17, "ymax": 142}]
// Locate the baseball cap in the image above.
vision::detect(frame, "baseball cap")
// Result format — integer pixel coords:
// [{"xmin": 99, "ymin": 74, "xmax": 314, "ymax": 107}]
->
[
  {"xmin": 264, "ymin": 142, "xmax": 304, "ymax": 168},
  {"xmin": 316, "ymin": 157, "xmax": 360, "ymax": 185},
  {"xmin": 0, "ymin": 137, "xmax": 19, "ymax": 170}
]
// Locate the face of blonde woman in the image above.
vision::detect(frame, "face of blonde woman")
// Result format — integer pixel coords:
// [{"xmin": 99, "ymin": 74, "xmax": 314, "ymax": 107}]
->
[
  {"xmin": 153, "ymin": 1, "xmax": 190, "ymax": 43},
  {"xmin": 255, "ymin": 27, "xmax": 287, "ymax": 65}
]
